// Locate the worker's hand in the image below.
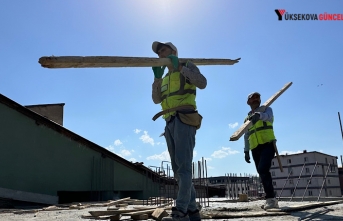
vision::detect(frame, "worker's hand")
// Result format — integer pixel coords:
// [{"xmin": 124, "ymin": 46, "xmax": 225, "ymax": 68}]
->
[
  {"xmin": 167, "ymin": 54, "xmax": 179, "ymax": 70},
  {"xmin": 244, "ymin": 151, "xmax": 251, "ymax": 163},
  {"xmin": 152, "ymin": 66, "xmax": 166, "ymax": 79},
  {"xmin": 249, "ymin": 113, "xmax": 260, "ymax": 124}
]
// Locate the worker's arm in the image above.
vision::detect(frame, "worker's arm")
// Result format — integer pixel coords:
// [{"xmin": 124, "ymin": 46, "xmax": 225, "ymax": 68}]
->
[
  {"xmin": 255, "ymin": 106, "xmax": 274, "ymax": 123},
  {"xmin": 180, "ymin": 61, "xmax": 207, "ymax": 89},
  {"xmin": 244, "ymin": 132, "xmax": 250, "ymax": 152},
  {"xmin": 152, "ymin": 78, "xmax": 163, "ymax": 104}
]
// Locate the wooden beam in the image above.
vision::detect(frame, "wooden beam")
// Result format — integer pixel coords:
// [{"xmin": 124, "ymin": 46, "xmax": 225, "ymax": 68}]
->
[
  {"xmin": 38, "ymin": 56, "xmax": 241, "ymax": 68},
  {"xmin": 229, "ymin": 82, "xmax": 293, "ymax": 141},
  {"xmin": 89, "ymin": 208, "xmax": 153, "ymax": 217},
  {"xmin": 122, "ymin": 208, "xmax": 156, "ymax": 216}
]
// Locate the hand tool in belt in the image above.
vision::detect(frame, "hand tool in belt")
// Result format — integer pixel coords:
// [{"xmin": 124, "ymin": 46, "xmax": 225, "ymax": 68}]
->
[{"xmin": 152, "ymin": 105, "xmax": 195, "ymax": 121}]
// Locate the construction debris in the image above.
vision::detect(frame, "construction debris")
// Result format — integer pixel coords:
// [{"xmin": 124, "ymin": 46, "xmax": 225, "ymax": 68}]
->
[{"xmin": 1, "ymin": 197, "xmax": 342, "ymax": 220}]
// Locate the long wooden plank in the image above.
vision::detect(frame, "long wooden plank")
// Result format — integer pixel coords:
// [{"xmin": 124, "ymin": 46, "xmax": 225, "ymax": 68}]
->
[
  {"xmin": 122, "ymin": 208, "xmax": 156, "ymax": 216},
  {"xmin": 229, "ymin": 82, "xmax": 293, "ymax": 141},
  {"xmin": 266, "ymin": 200, "xmax": 343, "ymax": 212},
  {"xmin": 89, "ymin": 207, "xmax": 154, "ymax": 217},
  {"xmin": 38, "ymin": 56, "xmax": 241, "ymax": 68}
]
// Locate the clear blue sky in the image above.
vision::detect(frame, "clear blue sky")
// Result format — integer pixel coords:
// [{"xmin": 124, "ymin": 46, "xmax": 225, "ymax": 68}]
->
[{"xmin": 1, "ymin": 0, "xmax": 343, "ymax": 177}]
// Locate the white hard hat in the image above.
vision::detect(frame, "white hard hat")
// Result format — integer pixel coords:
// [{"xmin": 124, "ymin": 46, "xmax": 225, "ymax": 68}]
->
[{"xmin": 152, "ymin": 41, "xmax": 178, "ymax": 56}]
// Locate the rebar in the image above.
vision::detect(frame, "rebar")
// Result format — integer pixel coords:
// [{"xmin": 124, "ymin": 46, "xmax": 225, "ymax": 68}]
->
[
  {"xmin": 301, "ymin": 161, "xmax": 318, "ymax": 202},
  {"xmin": 290, "ymin": 163, "xmax": 306, "ymax": 201}
]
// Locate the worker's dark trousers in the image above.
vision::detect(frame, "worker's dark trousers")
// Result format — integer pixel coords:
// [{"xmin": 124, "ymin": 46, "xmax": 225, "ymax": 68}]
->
[{"xmin": 252, "ymin": 142, "xmax": 276, "ymax": 199}]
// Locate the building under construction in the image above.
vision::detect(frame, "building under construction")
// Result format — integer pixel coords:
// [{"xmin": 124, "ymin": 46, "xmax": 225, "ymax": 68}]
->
[
  {"xmin": 0, "ymin": 94, "xmax": 165, "ymax": 205},
  {"xmin": 270, "ymin": 151, "xmax": 342, "ymax": 199}
]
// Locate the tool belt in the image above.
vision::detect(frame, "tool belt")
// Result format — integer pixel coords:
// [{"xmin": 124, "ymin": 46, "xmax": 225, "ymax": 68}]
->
[
  {"xmin": 177, "ymin": 109, "xmax": 203, "ymax": 130},
  {"xmin": 152, "ymin": 105, "xmax": 202, "ymax": 130}
]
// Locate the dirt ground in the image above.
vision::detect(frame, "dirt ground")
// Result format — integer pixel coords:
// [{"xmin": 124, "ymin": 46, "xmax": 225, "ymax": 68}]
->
[{"xmin": 0, "ymin": 198, "xmax": 342, "ymax": 221}]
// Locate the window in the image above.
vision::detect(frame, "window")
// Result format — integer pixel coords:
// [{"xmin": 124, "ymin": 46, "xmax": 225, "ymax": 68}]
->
[
  {"xmin": 272, "ymin": 171, "xmax": 275, "ymax": 176},
  {"xmin": 329, "ymin": 190, "xmax": 332, "ymax": 195},
  {"xmin": 291, "ymin": 189, "xmax": 295, "ymax": 194},
  {"xmin": 308, "ymin": 190, "xmax": 313, "ymax": 196},
  {"xmin": 288, "ymin": 167, "xmax": 293, "ymax": 175},
  {"xmin": 304, "ymin": 157, "xmax": 308, "ymax": 162},
  {"xmin": 307, "ymin": 179, "xmax": 311, "ymax": 184},
  {"xmin": 272, "ymin": 181, "xmax": 276, "ymax": 186},
  {"xmin": 305, "ymin": 168, "xmax": 310, "ymax": 173},
  {"xmin": 288, "ymin": 159, "xmax": 292, "ymax": 164},
  {"xmin": 325, "ymin": 158, "xmax": 328, "ymax": 164},
  {"xmin": 272, "ymin": 161, "xmax": 274, "ymax": 166},
  {"xmin": 328, "ymin": 179, "xmax": 331, "ymax": 184},
  {"xmin": 289, "ymin": 179, "xmax": 293, "ymax": 184},
  {"xmin": 330, "ymin": 165, "xmax": 336, "ymax": 173}
]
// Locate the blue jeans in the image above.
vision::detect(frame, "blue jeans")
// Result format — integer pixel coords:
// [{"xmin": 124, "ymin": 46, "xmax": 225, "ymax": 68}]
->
[
  {"xmin": 251, "ymin": 142, "xmax": 276, "ymax": 199},
  {"xmin": 164, "ymin": 116, "xmax": 198, "ymax": 214}
]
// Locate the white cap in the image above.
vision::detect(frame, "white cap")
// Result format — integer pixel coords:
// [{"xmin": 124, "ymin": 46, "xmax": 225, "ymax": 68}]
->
[{"xmin": 152, "ymin": 41, "xmax": 178, "ymax": 56}]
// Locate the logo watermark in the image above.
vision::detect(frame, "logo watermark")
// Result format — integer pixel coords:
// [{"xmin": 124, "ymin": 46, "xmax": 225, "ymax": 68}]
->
[{"xmin": 275, "ymin": 9, "xmax": 343, "ymax": 21}]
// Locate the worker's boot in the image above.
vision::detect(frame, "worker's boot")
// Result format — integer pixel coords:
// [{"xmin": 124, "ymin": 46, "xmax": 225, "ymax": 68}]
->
[
  {"xmin": 263, "ymin": 198, "xmax": 279, "ymax": 210},
  {"xmin": 162, "ymin": 207, "xmax": 190, "ymax": 221},
  {"xmin": 188, "ymin": 209, "xmax": 201, "ymax": 221}
]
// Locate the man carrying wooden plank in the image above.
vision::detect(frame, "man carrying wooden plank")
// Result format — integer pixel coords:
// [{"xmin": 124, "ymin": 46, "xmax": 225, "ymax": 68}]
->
[
  {"xmin": 243, "ymin": 92, "xmax": 279, "ymax": 210},
  {"xmin": 151, "ymin": 41, "xmax": 206, "ymax": 221}
]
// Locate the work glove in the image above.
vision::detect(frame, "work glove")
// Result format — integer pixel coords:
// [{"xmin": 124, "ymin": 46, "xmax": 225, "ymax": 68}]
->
[
  {"xmin": 152, "ymin": 66, "xmax": 166, "ymax": 79},
  {"xmin": 167, "ymin": 54, "xmax": 179, "ymax": 70},
  {"xmin": 249, "ymin": 113, "xmax": 260, "ymax": 125},
  {"xmin": 244, "ymin": 151, "xmax": 251, "ymax": 163}
]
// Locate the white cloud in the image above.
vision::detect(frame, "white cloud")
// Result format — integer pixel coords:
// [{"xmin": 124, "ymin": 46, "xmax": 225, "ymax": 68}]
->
[
  {"xmin": 147, "ymin": 150, "xmax": 170, "ymax": 161},
  {"xmin": 211, "ymin": 147, "xmax": 239, "ymax": 159},
  {"xmin": 105, "ymin": 145, "xmax": 115, "ymax": 153},
  {"xmin": 279, "ymin": 150, "xmax": 303, "ymax": 155},
  {"xmin": 128, "ymin": 158, "xmax": 137, "ymax": 162},
  {"xmin": 139, "ymin": 131, "xmax": 155, "ymax": 146},
  {"xmin": 114, "ymin": 139, "xmax": 123, "ymax": 146},
  {"xmin": 120, "ymin": 149, "xmax": 132, "ymax": 157},
  {"xmin": 207, "ymin": 166, "xmax": 215, "ymax": 170},
  {"xmin": 193, "ymin": 150, "xmax": 197, "ymax": 158},
  {"xmin": 228, "ymin": 122, "xmax": 239, "ymax": 129},
  {"xmin": 134, "ymin": 129, "xmax": 141, "ymax": 134}
]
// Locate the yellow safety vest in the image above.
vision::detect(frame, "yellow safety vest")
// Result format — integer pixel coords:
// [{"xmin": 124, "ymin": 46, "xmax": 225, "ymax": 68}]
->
[
  {"xmin": 160, "ymin": 71, "xmax": 196, "ymax": 119},
  {"xmin": 244, "ymin": 115, "xmax": 276, "ymax": 150}
]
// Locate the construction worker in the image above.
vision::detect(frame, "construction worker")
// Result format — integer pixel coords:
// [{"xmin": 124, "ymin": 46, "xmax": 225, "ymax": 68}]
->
[
  {"xmin": 151, "ymin": 41, "xmax": 207, "ymax": 221},
  {"xmin": 243, "ymin": 92, "xmax": 279, "ymax": 209}
]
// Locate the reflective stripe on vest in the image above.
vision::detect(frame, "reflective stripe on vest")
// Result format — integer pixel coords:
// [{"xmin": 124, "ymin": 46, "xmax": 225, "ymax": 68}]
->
[
  {"xmin": 160, "ymin": 71, "xmax": 196, "ymax": 119},
  {"xmin": 246, "ymin": 117, "xmax": 275, "ymax": 150},
  {"xmin": 246, "ymin": 121, "xmax": 273, "ymax": 136}
]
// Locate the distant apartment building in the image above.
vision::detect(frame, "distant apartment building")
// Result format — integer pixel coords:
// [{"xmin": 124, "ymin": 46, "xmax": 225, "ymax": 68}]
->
[
  {"xmin": 270, "ymin": 151, "xmax": 341, "ymax": 198},
  {"xmin": 193, "ymin": 175, "xmax": 260, "ymax": 198}
]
